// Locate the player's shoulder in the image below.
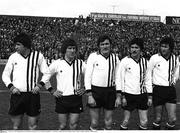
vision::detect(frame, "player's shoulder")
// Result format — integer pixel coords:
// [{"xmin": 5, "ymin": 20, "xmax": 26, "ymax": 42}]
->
[
  {"xmin": 8, "ymin": 52, "xmax": 19, "ymax": 59},
  {"xmin": 49, "ymin": 58, "xmax": 62, "ymax": 68},
  {"xmin": 150, "ymin": 53, "xmax": 159, "ymax": 60},
  {"xmin": 120, "ymin": 56, "xmax": 129, "ymax": 62},
  {"xmin": 89, "ymin": 52, "xmax": 98, "ymax": 57},
  {"xmin": 53, "ymin": 58, "xmax": 62, "ymax": 64},
  {"xmin": 86, "ymin": 52, "xmax": 98, "ymax": 60}
]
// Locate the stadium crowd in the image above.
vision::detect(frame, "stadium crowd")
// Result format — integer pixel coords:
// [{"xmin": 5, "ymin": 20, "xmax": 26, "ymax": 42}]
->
[{"xmin": 0, "ymin": 15, "xmax": 180, "ymax": 60}]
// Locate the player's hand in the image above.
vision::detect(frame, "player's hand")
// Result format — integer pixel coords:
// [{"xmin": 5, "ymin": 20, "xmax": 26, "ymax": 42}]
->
[
  {"xmin": 11, "ymin": 87, "xmax": 21, "ymax": 95},
  {"xmin": 53, "ymin": 90, "xmax": 63, "ymax": 98},
  {"xmin": 88, "ymin": 95, "xmax": 96, "ymax": 107},
  {"xmin": 122, "ymin": 97, "xmax": 127, "ymax": 107},
  {"xmin": 115, "ymin": 96, "xmax": 121, "ymax": 107},
  {"xmin": 31, "ymin": 86, "xmax": 40, "ymax": 94},
  {"xmin": 76, "ymin": 87, "xmax": 86, "ymax": 96},
  {"xmin": 147, "ymin": 96, "xmax": 152, "ymax": 106}
]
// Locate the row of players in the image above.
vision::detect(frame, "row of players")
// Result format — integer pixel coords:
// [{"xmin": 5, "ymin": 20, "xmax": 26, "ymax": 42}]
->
[{"xmin": 2, "ymin": 33, "xmax": 179, "ymax": 130}]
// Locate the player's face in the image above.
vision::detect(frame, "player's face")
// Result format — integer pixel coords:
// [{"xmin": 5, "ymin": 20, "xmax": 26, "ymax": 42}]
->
[
  {"xmin": 99, "ymin": 39, "xmax": 111, "ymax": 57},
  {"xmin": 15, "ymin": 42, "xmax": 26, "ymax": 55},
  {"xmin": 65, "ymin": 46, "xmax": 77, "ymax": 59},
  {"xmin": 130, "ymin": 44, "xmax": 141, "ymax": 58},
  {"xmin": 160, "ymin": 43, "xmax": 171, "ymax": 57}
]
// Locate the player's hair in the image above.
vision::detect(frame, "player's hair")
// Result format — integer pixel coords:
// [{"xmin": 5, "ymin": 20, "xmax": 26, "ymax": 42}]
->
[
  {"xmin": 97, "ymin": 35, "xmax": 112, "ymax": 47},
  {"xmin": 160, "ymin": 36, "xmax": 174, "ymax": 51},
  {"xmin": 129, "ymin": 38, "xmax": 144, "ymax": 50},
  {"xmin": 61, "ymin": 38, "xmax": 77, "ymax": 54},
  {"xmin": 14, "ymin": 33, "xmax": 31, "ymax": 49}
]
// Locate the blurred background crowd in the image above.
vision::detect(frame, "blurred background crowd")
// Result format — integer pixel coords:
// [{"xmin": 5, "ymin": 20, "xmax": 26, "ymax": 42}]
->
[{"xmin": 0, "ymin": 15, "xmax": 180, "ymax": 61}]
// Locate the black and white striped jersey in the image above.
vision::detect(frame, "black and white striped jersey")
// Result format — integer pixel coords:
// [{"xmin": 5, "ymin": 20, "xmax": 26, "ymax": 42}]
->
[
  {"xmin": 145, "ymin": 53, "xmax": 179, "ymax": 91},
  {"xmin": 116, "ymin": 56, "xmax": 149, "ymax": 95},
  {"xmin": 85, "ymin": 52, "xmax": 120, "ymax": 91},
  {"xmin": 2, "ymin": 51, "xmax": 50, "ymax": 92},
  {"xmin": 47, "ymin": 58, "xmax": 85, "ymax": 96}
]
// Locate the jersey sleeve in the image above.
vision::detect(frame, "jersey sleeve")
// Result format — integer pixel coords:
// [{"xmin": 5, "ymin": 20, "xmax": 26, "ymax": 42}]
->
[
  {"xmin": 38, "ymin": 52, "xmax": 51, "ymax": 84},
  {"xmin": 173, "ymin": 56, "xmax": 180, "ymax": 84},
  {"xmin": 144, "ymin": 56, "xmax": 154, "ymax": 94},
  {"xmin": 2, "ymin": 55, "xmax": 14, "ymax": 88},
  {"xmin": 115, "ymin": 58, "xmax": 126, "ymax": 94},
  {"xmin": 84, "ymin": 53, "xmax": 95, "ymax": 92}
]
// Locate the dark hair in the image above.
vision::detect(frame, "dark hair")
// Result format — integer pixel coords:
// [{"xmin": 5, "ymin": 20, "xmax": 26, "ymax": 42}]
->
[
  {"xmin": 160, "ymin": 36, "xmax": 174, "ymax": 51},
  {"xmin": 97, "ymin": 35, "xmax": 112, "ymax": 47},
  {"xmin": 14, "ymin": 33, "xmax": 31, "ymax": 49},
  {"xmin": 129, "ymin": 38, "xmax": 144, "ymax": 50},
  {"xmin": 61, "ymin": 38, "xmax": 77, "ymax": 54}
]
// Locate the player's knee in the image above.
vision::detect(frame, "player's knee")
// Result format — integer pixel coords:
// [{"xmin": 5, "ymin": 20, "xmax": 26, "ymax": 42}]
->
[
  {"xmin": 28, "ymin": 117, "xmax": 38, "ymax": 130},
  {"xmin": 105, "ymin": 116, "xmax": 112, "ymax": 124}
]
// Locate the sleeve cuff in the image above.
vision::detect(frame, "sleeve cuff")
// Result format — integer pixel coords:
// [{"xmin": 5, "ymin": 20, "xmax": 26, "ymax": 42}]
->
[
  {"xmin": 8, "ymin": 83, "xmax": 13, "ymax": 89},
  {"xmin": 85, "ymin": 89, "xmax": 91, "ymax": 93},
  {"xmin": 47, "ymin": 87, "xmax": 56, "ymax": 94},
  {"xmin": 116, "ymin": 90, "xmax": 122, "ymax": 94},
  {"xmin": 121, "ymin": 92, "xmax": 125, "ymax": 95},
  {"xmin": 39, "ymin": 81, "xmax": 45, "ymax": 87},
  {"xmin": 148, "ymin": 93, "xmax": 152, "ymax": 96}
]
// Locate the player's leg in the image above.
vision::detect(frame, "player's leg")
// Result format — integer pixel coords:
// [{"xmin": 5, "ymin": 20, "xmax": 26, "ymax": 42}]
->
[
  {"xmin": 68, "ymin": 95, "xmax": 83, "ymax": 130},
  {"xmin": 104, "ymin": 109, "xmax": 113, "ymax": 130},
  {"xmin": 152, "ymin": 85, "xmax": 165, "ymax": 130},
  {"xmin": 58, "ymin": 114, "xmax": 67, "ymax": 130},
  {"xmin": 120, "ymin": 93, "xmax": 136, "ymax": 130},
  {"xmin": 137, "ymin": 93, "xmax": 149, "ymax": 130},
  {"xmin": 120, "ymin": 110, "xmax": 131, "ymax": 130},
  {"xmin": 69, "ymin": 113, "xmax": 80, "ymax": 130},
  {"xmin": 152, "ymin": 105, "xmax": 163, "ymax": 129},
  {"xmin": 28, "ymin": 116, "xmax": 39, "ymax": 130},
  {"xmin": 165, "ymin": 103, "xmax": 176, "ymax": 129},
  {"xmin": 10, "ymin": 115, "xmax": 24, "ymax": 129},
  {"xmin": 89, "ymin": 108, "xmax": 100, "ymax": 130},
  {"xmin": 27, "ymin": 93, "xmax": 41, "ymax": 130},
  {"xmin": 8, "ymin": 93, "xmax": 25, "ymax": 129},
  {"xmin": 138, "ymin": 110, "xmax": 148, "ymax": 130},
  {"xmin": 103, "ymin": 87, "xmax": 116, "ymax": 130}
]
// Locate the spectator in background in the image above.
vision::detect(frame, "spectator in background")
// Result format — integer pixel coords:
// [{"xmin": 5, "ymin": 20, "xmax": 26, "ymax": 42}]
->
[
  {"xmin": 85, "ymin": 35, "xmax": 121, "ymax": 130},
  {"xmin": 2, "ymin": 33, "xmax": 50, "ymax": 130}
]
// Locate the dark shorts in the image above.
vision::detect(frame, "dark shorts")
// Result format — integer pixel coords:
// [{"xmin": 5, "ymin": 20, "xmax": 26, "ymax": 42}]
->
[
  {"xmin": 122, "ymin": 93, "xmax": 149, "ymax": 111},
  {"xmin": 87, "ymin": 85, "xmax": 116, "ymax": 110},
  {"xmin": 55, "ymin": 95, "xmax": 83, "ymax": 114},
  {"xmin": 153, "ymin": 85, "xmax": 177, "ymax": 107},
  {"xmin": 9, "ymin": 92, "xmax": 41, "ymax": 116}
]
